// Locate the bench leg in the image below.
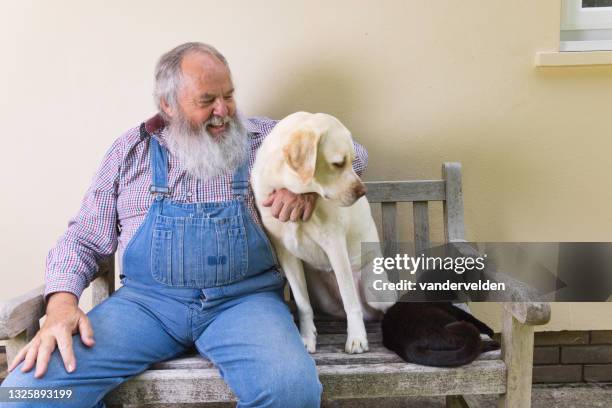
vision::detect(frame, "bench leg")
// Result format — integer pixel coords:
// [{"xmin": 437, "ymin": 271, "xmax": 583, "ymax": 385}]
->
[
  {"xmin": 498, "ymin": 307, "xmax": 535, "ymax": 408},
  {"xmin": 446, "ymin": 395, "xmax": 470, "ymax": 407}
]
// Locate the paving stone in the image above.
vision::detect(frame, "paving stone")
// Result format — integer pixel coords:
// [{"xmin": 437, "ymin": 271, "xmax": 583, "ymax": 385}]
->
[
  {"xmin": 590, "ymin": 330, "xmax": 612, "ymax": 344},
  {"xmin": 534, "ymin": 331, "xmax": 588, "ymax": 346},
  {"xmin": 533, "ymin": 365, "xmax": 583, "ymax": 383},
  {"xmin": 562, "ymin": 345, "xmax": 612, "ymax": 364},
  {"xmin": 533, "ymin": 346, "xmax": 559, "ymax": 365}
]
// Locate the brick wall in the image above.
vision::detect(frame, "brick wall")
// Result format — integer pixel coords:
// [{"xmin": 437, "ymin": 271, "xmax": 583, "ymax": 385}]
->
[{"xmin": 532, "ymin": 330, "xmax": 612, "ymax": 383}]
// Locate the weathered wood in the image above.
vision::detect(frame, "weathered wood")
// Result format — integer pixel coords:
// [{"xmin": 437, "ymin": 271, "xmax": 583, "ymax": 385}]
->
[
  {"xmin": 503, "ymin": 302, "xmax": 551, "ymax": 326},
  {"xmin": 0, "ymin": 285, "xmax": 45, "ymax": 339},
  {"xmin": 317, "ymin": 332, "xmax": 382, "ymax": 345},
  {"xmin": 381, "ymin": 202, "xmax": 398, "ymax": 259},
  {"xmin": 446, "ymin": 395, "xmax": 470, "ymax": 408},
  {"xmin": 92, "ymin": 256, "xmax": 116, "ymax": 306},
  {"xmin": 498, "ymin": 307, "xmax": 535, "ymax": 408},
  {"xmin": 5, "ymin": 330, "xmax": 28, "ymax": 368},
  {"xmin": 313, "ymin": 320, "xmax": 382, "ymax": 334},
  {"xmin": 442, "ymin": 163, "xmax": 465, "ymax": 242},
  {"xmin": 365, "ymin": 180, "xmax": 445, "ymax": 203},
  {"xmin": 106, "ymin": 368, "xmax": 236, "ymax": 405},
  {"xmin": 413, "ymin": 201, "xmax": 430, "ymax": 255},
  {"xmin": 452, "ymin": 243, "xmax": 552, "ymax": 321},
  {"xmin": 151, "ymin": 344, "xmax": 502, "ymax": 371},
  {"xmin": 106, "ymin": 360, "xmax": 506, "ymax": 405}
]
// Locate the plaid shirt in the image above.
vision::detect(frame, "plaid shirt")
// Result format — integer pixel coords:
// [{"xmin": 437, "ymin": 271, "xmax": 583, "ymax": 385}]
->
[{"xmin": 45, "ymin": 114, "xmax": 369, "ymax": 300}]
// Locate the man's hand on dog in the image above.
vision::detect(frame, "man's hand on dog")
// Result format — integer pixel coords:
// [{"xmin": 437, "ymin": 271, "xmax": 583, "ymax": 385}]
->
[
  {"xmin": 8, "ymin": 292, "xmax": 95, "ymax": 378},
  {"xmin": 262, "ymin": 188, "xmax": 318, "ymax": 222}
]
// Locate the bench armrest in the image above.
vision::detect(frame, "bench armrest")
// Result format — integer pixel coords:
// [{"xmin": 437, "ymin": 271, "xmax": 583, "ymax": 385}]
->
[
  {"xmin": 503, "ymin": 302, "xmax": 550, "ymax": 326},
  {"xmin": 0, "ymin": 285, "xmax": 45, "ymax": 340},
  {"xmin": 0, "ymin": 256, "xmax": 115, "ymax": 341},
  {"xmin": 450, "ymin": 242, "xmax": 551, "ymax": 326}
]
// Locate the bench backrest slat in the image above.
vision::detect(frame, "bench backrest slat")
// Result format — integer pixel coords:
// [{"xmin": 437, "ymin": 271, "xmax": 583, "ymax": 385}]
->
[
  {"xmin": 413, "ymin": 201, "xmax": 430, "ymax": 255},
  {"xmin": 364, "ymin": 180, "xmax": 445, "ymax": 202},
  {"xmin": 364, "ymin": 162, "xmax": 465, "ymax": 253},
  {"xmin": 380, "ymin": 202, "xmax": 398, "ymax": 258}
]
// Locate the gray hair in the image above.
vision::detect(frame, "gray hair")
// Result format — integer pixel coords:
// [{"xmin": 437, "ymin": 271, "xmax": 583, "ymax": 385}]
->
[{"xmin": 154, "ymin": 42, "xmax": 229, "ymax": 119}]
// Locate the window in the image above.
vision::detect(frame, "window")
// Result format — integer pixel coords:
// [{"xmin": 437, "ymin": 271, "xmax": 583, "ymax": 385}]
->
[{"xmin": 561, "ymin": 0, "xmax": 612, "ymax": 51}]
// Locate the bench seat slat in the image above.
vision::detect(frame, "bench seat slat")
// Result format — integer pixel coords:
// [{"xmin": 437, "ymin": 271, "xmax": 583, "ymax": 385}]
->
[
  {"xmin": 151, "ymin": 342, "xmax": 502, "ymax": 370},
  {"xmin": 106, "ymin": 360, "xmax": 506, "ymax": 405}
]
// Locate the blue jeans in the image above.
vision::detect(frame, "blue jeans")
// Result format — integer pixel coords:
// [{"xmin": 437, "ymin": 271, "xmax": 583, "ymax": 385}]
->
[{"xmin": 1, "ymin": 282, "xmax": 321, "ymax": 408}]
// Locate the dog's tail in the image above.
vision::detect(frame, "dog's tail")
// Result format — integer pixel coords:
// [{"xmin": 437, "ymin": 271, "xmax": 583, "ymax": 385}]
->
[{"xmin": 398, "ymin": 321, "xmax": 484, "ymax": 367}]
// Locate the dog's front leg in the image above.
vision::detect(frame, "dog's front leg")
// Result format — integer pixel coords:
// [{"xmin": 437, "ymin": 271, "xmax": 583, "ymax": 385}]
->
[
  {"xmin": 325, "ymin": 238, "xmax": 369, "ymax": 354},
  {"xmin": 274, "ymin": 244, "xmax": 318, "ymax": 353}
]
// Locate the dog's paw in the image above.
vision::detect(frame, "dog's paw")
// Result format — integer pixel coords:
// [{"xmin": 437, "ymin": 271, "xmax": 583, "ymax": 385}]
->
[
  {"xmin": 345, "ymin": 335, "xmax": 369, "ymax": 354},
  {"xmin": 300, "ymin": 321, "xmax": 317, "ymax": 353},
  {"xmin": 302, "ymin": 335, "xmax": 317, "ymax": 353}
]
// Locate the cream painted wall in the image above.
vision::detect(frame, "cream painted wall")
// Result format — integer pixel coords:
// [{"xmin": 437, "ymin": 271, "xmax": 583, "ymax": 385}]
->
[{"xmin": 1, "ymin": 0, "xmax": 610, "ymax": 331}]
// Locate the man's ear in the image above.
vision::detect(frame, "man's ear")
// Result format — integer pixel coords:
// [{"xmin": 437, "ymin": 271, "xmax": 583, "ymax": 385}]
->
[
  {"xmin": 282, "ymin": 129, "xmax": 320, "ymax": 184},
  {"xmin": 160, "ymin": 98, "xmax": 175, "ymax": 119}
]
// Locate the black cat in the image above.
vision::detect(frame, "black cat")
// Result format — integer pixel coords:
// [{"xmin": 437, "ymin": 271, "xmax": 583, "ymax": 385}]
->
[{"xmin": 382, "ymin": 301, "xmax": 500, "ymax": 367}]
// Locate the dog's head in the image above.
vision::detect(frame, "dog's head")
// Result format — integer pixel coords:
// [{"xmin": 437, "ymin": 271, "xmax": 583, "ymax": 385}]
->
[{"xmin": 282, "ymin": 113, "xmax": 366, "ymax": 206}]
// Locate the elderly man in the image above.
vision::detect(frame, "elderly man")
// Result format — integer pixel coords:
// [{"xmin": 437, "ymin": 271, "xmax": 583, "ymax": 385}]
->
[{"xmin": 1, "ymin": 42, "xmax": 368, "ymax": 408}]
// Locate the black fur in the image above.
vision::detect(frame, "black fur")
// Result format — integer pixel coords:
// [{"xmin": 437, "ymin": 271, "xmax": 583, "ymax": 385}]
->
[{"xmin": 382, "ymin": 302, "xmax": 500, "ymax": 367}]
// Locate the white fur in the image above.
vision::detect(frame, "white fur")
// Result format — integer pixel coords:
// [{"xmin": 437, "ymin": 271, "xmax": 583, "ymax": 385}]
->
[{"xmin": 251, "ymin": 112, "xmax": 391, "ymax": 354}]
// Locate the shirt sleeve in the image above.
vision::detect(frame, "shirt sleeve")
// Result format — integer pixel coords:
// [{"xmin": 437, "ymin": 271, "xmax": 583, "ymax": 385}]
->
[
  {"xmin": 44, "ymin": 138, "xmax": 122, "ymax": 300},
  {"xmin": 352, "ymin": 140, "xmax": 369, "ymax": 177}
]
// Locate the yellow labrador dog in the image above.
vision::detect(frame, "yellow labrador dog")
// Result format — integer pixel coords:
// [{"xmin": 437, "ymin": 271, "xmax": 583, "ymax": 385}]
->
[{"xmin": 252, "ymin": 112, "xmax": 386, "ymax": 354}]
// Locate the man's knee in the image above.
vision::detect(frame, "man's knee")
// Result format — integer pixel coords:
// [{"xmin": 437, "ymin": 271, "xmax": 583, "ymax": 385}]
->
[
  {"xmin": 241, "ymin": 355, "xmax": 322, "ymax": 408},
  {"xmin": 1, "ymin": 355, "xmax": 110, "ymax": 408}
]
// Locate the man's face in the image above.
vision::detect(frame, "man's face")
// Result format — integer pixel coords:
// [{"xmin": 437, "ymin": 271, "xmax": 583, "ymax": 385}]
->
[{"xmin": 171, "ymin": 52, "xmax": 236, "ymax": 140}]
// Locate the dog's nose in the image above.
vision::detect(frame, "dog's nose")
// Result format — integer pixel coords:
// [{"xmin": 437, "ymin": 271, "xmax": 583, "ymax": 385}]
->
[{"xmin": 354, "ymin": 183, "xmax": 367, "ymax": 199}]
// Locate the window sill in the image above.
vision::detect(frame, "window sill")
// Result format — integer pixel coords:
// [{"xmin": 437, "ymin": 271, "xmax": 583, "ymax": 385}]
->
[{"xmin": 535, "ymin": 50, "xmax": 612, "ymax": 66}]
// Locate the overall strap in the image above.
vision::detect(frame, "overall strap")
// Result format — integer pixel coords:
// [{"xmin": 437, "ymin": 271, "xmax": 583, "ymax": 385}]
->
[
  {"xmin": 231, "ymin": 142, "xmax": 252, "ymax": 199},
  {"xmin": 149, "ymin": 136, "xmax": 170, "ymax": 199}
]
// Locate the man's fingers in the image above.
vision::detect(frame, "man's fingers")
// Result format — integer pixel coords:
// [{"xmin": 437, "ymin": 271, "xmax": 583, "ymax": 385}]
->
[
  {"xmin": 290, "ymin": 203, "xmax": 304, "ymax": 222},
  {"xmin": 56, "ymin": 333, "xmax": 76, "ymax": 373},
  {"xmin": 78, "ymin": 314, "xmax": 95, "ymax": 347},
  {"xmin": 270, "ymin": 197, "xmax": 285, "ymax": 218},
  {"xmin": 302, "ymin": 200, "xmax": 315, "ymax": 221},
  {"xmin": 34, "ymin": 338, "xmax": 56, "ymax": 379},
  {"xmin": 278, "ymin": 202, "xmax": 293, "ymax": 222},
  {"xmin": 21, "ymin": 341, "xmax": 40, "ymax": 373},
  {"xmin": 9, "ymin": 343, "xmax": 30, "ymax": 372},
  {"xmin": 261, "ymin": 190, "xmax": 277, "ymax": 207}
]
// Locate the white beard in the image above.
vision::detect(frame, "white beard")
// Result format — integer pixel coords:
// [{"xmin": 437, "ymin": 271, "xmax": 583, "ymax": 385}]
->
[{"xmin": 165, "ymin": 112, "xmax": 249, "ymax": 181}]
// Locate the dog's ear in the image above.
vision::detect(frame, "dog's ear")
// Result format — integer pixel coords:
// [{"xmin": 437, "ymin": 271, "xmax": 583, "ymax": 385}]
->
[{"xmin": 283, "ymin": 129, "xmax": 320, "ymax": 184}]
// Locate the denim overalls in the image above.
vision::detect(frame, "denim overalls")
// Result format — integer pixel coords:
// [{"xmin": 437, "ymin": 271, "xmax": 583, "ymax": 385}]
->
[
  {"xmin": 0, "ymin": 131, "xmax": 322, "ymax": 408},
  {"xmin": 121, "ymin": 135, "xmax": 283, "ymax": 298}
]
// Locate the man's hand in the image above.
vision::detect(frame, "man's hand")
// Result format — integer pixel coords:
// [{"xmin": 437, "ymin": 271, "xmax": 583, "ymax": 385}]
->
[
  {"xmin": 8, "ymin": 292, "xmax": 95, "ymax": 378},
  {"xmin": 262, "ymin": 188, "xmax": 318, "ymax": 222}
]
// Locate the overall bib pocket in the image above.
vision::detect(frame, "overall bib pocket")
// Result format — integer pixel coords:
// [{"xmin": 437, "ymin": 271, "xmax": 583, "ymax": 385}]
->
[{"xmin": 150, "ymin": 214, "xmax": 248, "ymax": 287}]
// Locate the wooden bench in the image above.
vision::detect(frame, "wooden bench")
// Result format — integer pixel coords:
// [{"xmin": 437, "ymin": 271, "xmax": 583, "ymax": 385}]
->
[{"xmin": 0, "ymin": 163, "xmax": 550, "ymax": 407}]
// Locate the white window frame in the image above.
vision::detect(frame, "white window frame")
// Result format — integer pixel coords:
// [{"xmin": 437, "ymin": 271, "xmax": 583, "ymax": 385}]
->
[
  {"xmin": 561, "ymin": 0, "xmax": 612, "ymax": 51},
  {"xmin": 562, "ymin": 0, "xmax": 612, "ymax": 30}
]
